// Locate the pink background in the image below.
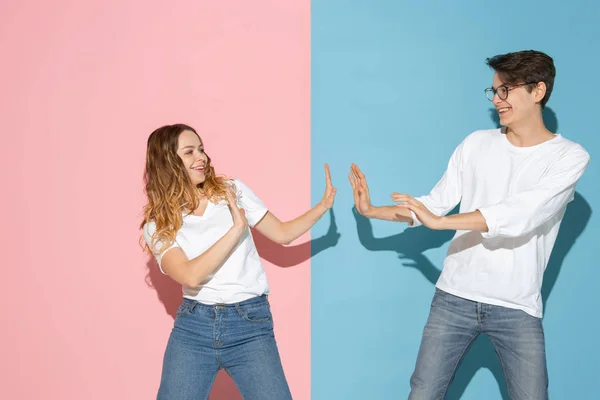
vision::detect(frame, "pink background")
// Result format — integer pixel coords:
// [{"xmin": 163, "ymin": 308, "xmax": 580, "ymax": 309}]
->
[{"xmin": 1, "ymin": 1, "xmax": 310, "ymax": 399}]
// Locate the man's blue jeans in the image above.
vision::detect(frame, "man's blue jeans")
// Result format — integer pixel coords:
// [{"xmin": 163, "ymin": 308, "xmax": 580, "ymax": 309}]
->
[{"xmin": 409, "ymin": 289, "xmax": 548, "ymax": 400}]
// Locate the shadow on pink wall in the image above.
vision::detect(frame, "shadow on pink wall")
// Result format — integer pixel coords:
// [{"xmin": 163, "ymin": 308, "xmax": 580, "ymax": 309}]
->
[{"xmin": 144, "ymin": 210, "xmax": 340, "ymax": 398}]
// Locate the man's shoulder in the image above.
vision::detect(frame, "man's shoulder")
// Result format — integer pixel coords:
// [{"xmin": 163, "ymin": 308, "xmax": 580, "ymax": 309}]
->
[
  {"xmin": 552, "ymin": 135, "xmax": 590, "ymax": 164},
  {"xmin": 454, "ymin": 128, "xmax": 502, "ymax": 154},
  {"xmin": 463, "ymin": 128, "xmax": 502, "ymax": 143}
]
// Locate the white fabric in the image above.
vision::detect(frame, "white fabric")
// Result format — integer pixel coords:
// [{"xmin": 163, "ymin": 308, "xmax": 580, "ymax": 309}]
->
[
  {"xmin": 410, "ymin": 129, "xmax": 590, "ymax": 317},
  {"xmin": 143, "ymin": 179, "xmax": 269, "ymax": 304}
]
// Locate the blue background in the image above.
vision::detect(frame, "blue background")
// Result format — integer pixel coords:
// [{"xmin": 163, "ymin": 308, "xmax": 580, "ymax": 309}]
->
[{"xmin": 311, "ymin": 1, "xmax": 598, "ymax": 398}]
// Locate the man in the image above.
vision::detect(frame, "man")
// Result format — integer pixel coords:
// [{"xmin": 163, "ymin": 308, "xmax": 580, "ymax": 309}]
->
[{"xmin": 349, "ymin": 50, "xmax": 590, "ymax": 399}]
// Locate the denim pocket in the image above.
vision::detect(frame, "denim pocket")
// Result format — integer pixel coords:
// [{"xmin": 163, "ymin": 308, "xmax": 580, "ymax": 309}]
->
[
  {"xmin": 431, "ymin": 288, "xmax": 455, "ymax": 310},
  {"xmin": 175, "ymin": 301, "xmax": 195, "ymax": 317},
  {"xmin": 235, "ymin": 303, "xmax": 272, "ymax": 323}
]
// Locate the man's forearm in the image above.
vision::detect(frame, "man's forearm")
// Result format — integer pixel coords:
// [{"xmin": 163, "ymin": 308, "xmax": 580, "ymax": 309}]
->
[
  {"xmin": 438, "ymin": 210, "xmax": 488, "ymax": 231},
  {"xmin": 366, "ymin": 206, "xmax": 413, "ymax": 224}
]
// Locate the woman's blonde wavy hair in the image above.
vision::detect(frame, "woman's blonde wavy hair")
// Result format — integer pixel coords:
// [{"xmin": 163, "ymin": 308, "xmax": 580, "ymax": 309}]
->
[{"xmin": 140, "ymin": 123, "xmax": 229, "ymax": 255}]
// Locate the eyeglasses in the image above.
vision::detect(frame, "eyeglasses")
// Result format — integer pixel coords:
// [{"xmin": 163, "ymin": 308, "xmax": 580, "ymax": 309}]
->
[{"xmin": 485, "ymin": 82, "xmax": 538, "ymax": 101}]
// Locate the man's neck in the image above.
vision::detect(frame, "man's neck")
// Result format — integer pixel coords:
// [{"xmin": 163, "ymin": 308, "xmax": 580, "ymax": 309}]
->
[{"xmin": 505, "ymin": 111, "xmax": 555, "ymax": 147}]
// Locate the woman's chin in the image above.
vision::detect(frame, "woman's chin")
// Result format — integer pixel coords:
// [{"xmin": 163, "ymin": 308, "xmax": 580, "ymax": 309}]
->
[{"xmin": 190, "ymin": 176, "xmax": 206, "ymax": 186}]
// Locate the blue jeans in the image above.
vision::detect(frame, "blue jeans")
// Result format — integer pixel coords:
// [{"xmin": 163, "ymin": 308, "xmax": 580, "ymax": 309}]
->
[
  {"xmin": 157, "ymin": 295, "xmax": 292, "ymax": 400},
  {"xmin": 409, "ymin": 289, "xmax": 548, "ymax": 400}
]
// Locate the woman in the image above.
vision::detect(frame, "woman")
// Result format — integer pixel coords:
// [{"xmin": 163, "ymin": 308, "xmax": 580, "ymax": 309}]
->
[{"xmin": 141, "ymin": 123, "xmax": 335, "ymax": 399}]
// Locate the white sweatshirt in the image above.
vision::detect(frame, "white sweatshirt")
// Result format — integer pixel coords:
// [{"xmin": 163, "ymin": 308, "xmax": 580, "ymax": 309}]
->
[{"xmin": 411, "ymin": 128, "xmax": 590, "ymax": 317}]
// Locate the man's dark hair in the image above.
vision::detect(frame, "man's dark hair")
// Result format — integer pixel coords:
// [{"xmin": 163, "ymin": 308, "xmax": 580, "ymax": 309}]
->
[{"xmin": 486, "ymin": 50, "xmax": 556, "ymax": 108}]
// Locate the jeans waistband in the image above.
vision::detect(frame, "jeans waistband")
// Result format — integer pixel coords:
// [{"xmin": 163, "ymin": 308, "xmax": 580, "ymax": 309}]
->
[{"xmin": 181, "ymin": 294, "xmax": 268, "ymax": 310}]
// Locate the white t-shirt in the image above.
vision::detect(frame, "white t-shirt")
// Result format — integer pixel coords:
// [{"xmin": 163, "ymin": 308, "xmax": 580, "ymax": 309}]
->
[
  {"xmin": 410, "ymin": 129, "xmax": 590, "ymax": 317},
  {"xmin": 143, "ymin": 179, "xmax": 270, "ymax": 305}
]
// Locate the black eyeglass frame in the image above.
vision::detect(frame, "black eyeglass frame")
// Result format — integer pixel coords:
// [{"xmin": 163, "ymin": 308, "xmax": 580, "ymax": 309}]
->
[{"xmin": 485, "ymin": 81, "xmax": 538, "ymax": 101}]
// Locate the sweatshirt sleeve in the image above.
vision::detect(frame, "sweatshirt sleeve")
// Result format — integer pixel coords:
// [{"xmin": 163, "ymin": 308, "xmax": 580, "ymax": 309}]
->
[
  {"xmin": 410, "ymin": 136, "xmax": 467, "ymax": 228},
  {"xmin": 478, "ymin": 146, "xmax": 590, "ymax": 238}
]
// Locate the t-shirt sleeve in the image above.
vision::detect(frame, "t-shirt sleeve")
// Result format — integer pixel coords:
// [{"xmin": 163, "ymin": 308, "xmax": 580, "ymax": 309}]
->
[
  {"xmin": 142, "ymin": 221, "xmax": 181, "ymax": 274},
  {"xmin": 232, "ymin": 179, "xmax": 269, "ymax": 227}
]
